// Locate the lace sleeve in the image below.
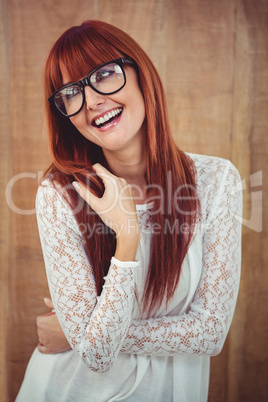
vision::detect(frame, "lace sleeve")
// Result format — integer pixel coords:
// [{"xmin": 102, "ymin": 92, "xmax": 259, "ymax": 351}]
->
[
  {"xmin": 121, "ymin": 160, "xmax": 242, "ymax": 356},
  {"xmin": 36, "ymin": 181, "xmax": 139, "ymax": 373}
]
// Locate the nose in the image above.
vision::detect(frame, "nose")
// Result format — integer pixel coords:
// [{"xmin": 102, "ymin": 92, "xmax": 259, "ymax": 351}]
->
[{"xmin": 84, "ymin": 86, "xmax": 106, "ymax": 110}]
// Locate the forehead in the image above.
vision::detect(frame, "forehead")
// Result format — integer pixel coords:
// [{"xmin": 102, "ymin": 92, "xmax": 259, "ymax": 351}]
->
[
  {"xmin": 59, "ymin": 58, "xmax": 118, "ymax": 87},
  {"xmin": 59, "ymin": 56, "xmax": 125, "ymax": 87}
]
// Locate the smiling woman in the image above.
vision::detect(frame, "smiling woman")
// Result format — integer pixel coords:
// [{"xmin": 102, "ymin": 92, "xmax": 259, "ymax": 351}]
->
[
  {"xmin": 67, "ymin": 60, "xmax": 146, "ymax": 152},
  {"xmin": 15, "ymin": 20, "xmax": 242, "ymax": 402}
]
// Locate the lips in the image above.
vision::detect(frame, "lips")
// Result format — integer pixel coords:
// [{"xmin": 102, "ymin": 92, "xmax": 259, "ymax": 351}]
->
[{"xmin": 92, "ymin": 107, "xmax": 123, "ymax": 128}]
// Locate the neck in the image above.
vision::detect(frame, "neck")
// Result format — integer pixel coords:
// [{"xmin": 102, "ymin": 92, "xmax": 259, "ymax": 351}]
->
[{"xmin": 103, "ymin": 146, "xmax": 147, "ymax": 204}]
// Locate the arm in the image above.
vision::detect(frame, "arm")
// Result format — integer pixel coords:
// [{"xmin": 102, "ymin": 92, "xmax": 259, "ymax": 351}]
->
[
  {"xmin": 37, "ymin": 298, "xmax": 71, "ymax": 354},
  {"xmin": 36, "ymin": 165, "xmax": 140, "ymax": 373},
  {"xmin": 120, "ymin": 160, "xmax": 242, "ymax": 356}
]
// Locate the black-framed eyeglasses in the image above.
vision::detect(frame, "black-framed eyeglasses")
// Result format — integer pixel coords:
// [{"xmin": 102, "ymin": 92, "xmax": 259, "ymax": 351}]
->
[{"xmin": 48, "ymin": 57, "xmax": 134, "ymax": 117}]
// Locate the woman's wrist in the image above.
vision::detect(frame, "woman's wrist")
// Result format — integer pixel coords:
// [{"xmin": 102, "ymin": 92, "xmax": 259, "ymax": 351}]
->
[{"xmin": 114, "ymin": 228, "xmax": 141, "ymax": 261}]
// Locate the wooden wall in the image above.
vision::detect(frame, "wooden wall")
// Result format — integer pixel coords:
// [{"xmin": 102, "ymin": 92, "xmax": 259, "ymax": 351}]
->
[{"xmin": 1, "ymin": 0, "xmax": 267, "ymax": 401}]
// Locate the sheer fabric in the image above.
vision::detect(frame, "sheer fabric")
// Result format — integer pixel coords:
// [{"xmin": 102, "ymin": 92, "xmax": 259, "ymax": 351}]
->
[{"xmin": 16, "ymin": 154, "xmax": 242, "ymax": 402}]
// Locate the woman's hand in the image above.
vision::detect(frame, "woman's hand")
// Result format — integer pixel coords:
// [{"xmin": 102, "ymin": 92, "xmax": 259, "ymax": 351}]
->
[
  {"xmin": 73, "ymin": 163, "xmax": 141, "ymax": 261},
  {"xmin": 37, "ymin": 298, "xmax": 71, "ymax": 354}
]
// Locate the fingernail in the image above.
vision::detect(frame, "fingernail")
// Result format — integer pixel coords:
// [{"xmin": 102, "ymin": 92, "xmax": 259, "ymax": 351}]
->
[
  {"xmin": 72, "ymin": 181, "xmax": 81, "ymax": 191},
  {"xmin": 44, "ymin": 297, "xmax": 50, "ymax": 303}
]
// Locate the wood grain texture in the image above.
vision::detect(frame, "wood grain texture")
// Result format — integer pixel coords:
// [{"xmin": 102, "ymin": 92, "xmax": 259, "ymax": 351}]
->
[
  {"xmin": 228, "ymin": 2, "xmax": 268, "ymax": 401},
  {"xmin": 0, "ymin": 0, "xmax": 9, "ymax": 401},
  {"xmin": 1, "ymin": 0, "xmax": 267, "ymax": 401}
]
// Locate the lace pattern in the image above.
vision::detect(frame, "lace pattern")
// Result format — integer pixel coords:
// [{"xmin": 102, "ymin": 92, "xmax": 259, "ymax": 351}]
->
[
  {"xmin": 36, "ymin": 154, "xmax": 242, "ymax": 372},
  {"xmin": 121, "ymin": 155, "xmax": 242, "ymax": 356},
  {"xmin": 37, "ymin": 186, "xmax": 139, "ymax": 373}
]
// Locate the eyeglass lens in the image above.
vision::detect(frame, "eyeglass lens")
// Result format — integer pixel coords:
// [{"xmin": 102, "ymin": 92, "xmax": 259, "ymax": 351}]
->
[{"xmin": 54, "ymin": 62, "xmax": 125, "ymax": 116}]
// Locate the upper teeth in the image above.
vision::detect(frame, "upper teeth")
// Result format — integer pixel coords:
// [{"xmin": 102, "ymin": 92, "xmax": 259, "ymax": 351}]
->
[{"xmin": 95, "ymin": 108, "xmax": 122, "ymax": 126}]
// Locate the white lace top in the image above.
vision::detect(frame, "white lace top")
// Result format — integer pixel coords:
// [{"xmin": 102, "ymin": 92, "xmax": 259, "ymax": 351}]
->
[{"xmin": 16, "ymin": 154, "xmax": 242, "ymax": 402}]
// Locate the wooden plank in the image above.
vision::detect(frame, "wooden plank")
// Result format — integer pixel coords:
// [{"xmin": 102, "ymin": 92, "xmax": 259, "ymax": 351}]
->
[
  {"xmin": 0, "ymin": 0, "xmax": 10, "ymax": 399},
  {"xmin": 165, "ymin": 0, "xmax": 236, "ymax": 160},
  {"xmin": 229, "ymin": 1, "xmax": 268, "ymax": 401}
]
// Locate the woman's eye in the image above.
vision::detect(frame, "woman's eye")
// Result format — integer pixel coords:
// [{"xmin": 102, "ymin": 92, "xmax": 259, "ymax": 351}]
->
[
  {"xmin": 63, "ymin": 87, "xmax": 80, "ymax": 99},
  {"xmin": 95, "ymin": 69, "xmax": 114, "ymax": 82}
]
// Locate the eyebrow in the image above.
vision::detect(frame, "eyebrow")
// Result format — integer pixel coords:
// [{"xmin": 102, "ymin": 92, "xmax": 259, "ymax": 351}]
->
[{"xmin": 61, "ymin": 77, "xmax": 79, "ymax": 87}]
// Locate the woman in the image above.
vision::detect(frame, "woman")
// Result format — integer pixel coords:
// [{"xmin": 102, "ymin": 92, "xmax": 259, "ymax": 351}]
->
[{"xmin": 16, "ymin": 20, "xmax": 242, "ymax": 401}]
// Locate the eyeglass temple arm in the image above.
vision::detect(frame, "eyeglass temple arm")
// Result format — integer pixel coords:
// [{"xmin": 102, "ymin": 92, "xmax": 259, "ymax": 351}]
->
[{"xmin": 122, "ymin": 58, "xmax": 135, "ymax": 65}]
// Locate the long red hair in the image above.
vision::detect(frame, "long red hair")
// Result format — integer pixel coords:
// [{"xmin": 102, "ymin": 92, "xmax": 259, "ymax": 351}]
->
[{"xmin": 44, "ymin": 20, "xmax": 200, "ymax": 314}]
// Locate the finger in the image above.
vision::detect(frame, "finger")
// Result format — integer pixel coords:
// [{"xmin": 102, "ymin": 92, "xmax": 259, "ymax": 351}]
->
[
  {"xmin": 92, "ymin": 164, "xmax": 117, "ymax": 186},
  {"xmin": 72, "ymin": 181, "xmax": 101, "ymax": 211},
  {"xmin": 36, "ymin": 315, "xmax": 41, "ymax": 327},
  {"xmin": 92, "ymin": 163, "xmax": 113, "ymax": 177},
  {"xmin": 37, "ymin": 314, "xmax": 48, "ymax": 326},
  {"xmin": 37, "ymin": 343, "xmax": 48, "ymax": 354},
  {"xmin": 43, "ymin": 297, "xmax": 54, "ymax": 309},
  {"xmin": 36, "ymin": 314, "xmax": 48, "ymax": 332}
]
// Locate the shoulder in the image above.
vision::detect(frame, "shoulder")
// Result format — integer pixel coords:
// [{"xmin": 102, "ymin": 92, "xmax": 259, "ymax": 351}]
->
[
  {"xmin": 187, "ymin": 152, "xmax": 241, "ymax": 190},
  {"xmin": 186, "ymin": 153, "xmax": 242, "ymax": 223},
  {"xmin": 35, "ymin": 178, "xmax": 84, "ymax": 239},
  {"xmin": 36, "ymin": 178, "xmax": 75, "ymax": 220},
  {"xmin": 36, "ymin": 178, "xmax": 73, "ymax": 202}
]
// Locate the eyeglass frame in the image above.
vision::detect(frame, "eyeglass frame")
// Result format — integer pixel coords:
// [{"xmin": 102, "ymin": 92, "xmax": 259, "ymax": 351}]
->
[{"xmin": 48, "ymin": 57, "xmax": 135, "ymax": 117}]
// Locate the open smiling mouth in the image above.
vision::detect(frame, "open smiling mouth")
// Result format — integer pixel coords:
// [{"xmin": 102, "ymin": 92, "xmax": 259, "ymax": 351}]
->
[{"xmin": 93, "ymin": 107, "xmax": 123, "ymax": 128}]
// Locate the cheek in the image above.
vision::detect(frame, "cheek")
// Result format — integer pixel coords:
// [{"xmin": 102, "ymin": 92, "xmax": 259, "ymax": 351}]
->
[
  {"xmin": 69, "ymin": 116, "xmax": 80, "ymax": 130},
  {"xmin": 69, "ymin": 114, "xmax": 87, "ymax": 133},
  {"xmin": 134, "ymin": 94, "xmax": 146, "ymax": 125},
  {"xmin": 127, "ymin": 83, "xmax": 145, "ymax": 114}
]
